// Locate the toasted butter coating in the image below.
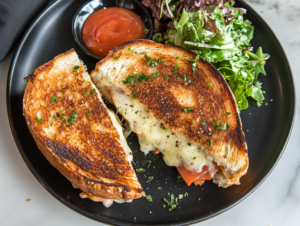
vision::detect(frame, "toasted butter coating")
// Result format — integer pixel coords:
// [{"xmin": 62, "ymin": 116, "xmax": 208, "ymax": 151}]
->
[{"xmin": 23, "ymin": 49, "xmax": 144, "ymax": 200}]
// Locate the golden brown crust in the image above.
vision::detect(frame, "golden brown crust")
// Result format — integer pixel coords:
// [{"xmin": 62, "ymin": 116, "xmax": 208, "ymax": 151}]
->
[
  {"xmin": 23, "ymin": 49, "xmax": 144, "ymax": 200},
  {"xmin": 92, "ymin": 40, "xmax": 248, "ymax": 187}
]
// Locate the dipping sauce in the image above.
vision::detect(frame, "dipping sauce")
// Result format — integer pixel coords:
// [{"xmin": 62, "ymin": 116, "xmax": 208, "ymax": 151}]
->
[{"xmin": 82, "ymin": 7, "xmax": 145, "ymax": 57}]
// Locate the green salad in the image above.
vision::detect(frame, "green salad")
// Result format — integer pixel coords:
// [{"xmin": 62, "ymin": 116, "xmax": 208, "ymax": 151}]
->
[{"xmin": 142, "ymin": 0, "xmax": 269, "ymax": 111}]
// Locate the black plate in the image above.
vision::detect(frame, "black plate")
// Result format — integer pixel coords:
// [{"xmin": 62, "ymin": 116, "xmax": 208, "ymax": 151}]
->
[{"xmin": 6, "ymin": 0, "xmax": 295, "ymax": 225}]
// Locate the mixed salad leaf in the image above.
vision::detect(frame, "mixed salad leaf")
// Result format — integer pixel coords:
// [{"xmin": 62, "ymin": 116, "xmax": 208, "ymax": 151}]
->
[{"xmin": 142, "ymin": 0, "xmax": 269, "ymax": 111}]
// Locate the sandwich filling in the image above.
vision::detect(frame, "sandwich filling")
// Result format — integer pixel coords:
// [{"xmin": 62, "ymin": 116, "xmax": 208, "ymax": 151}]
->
[{"xmin": 106, "ymin": 85, "xmax": 220, "ymax": 186}]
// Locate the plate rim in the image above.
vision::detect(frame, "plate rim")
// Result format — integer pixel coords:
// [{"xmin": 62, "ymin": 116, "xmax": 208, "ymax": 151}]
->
[{"xmin": 6, "ymin": 0, "xmax": 296, "ymax": 225}]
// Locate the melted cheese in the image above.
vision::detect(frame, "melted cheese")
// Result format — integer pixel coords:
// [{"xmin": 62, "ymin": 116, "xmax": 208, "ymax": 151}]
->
[{"xmin": 109, "ymin": 87, "xmax": 214, "ymax": 173}]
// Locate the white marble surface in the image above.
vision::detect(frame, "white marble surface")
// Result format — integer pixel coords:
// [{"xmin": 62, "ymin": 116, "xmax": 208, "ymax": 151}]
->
[{"xmin": 0, "ymin": 0, "xmax": 299, "ymax": 225}]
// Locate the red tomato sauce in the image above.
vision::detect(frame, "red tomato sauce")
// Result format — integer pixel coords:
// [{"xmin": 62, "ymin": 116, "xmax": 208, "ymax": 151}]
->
[{"xmin": 82, "ymin": 7, "xmax": 145, "ymax": 57}]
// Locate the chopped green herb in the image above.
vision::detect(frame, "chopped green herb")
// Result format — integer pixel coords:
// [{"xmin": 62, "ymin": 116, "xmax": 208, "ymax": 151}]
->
[
  {"xmin": 135, "ymin": 74, "xmax": 149, "ymax": 83},
  {"xmin": 85, "ymin": 88, "xmax": 96, "ymax": 97},
  {"xmin": 114, "ymin": 56, "xmax": 119, "ymax": 60},
  {"xmin": 201, "ymin": 119, "xmax": 207, "ymax": 126},
  {"xmin": 83, "ymin": 80, "xmax": 88, "ymax": 85},
  {"xmin": 72, "ymin": 65, "xmax": 80, "ymax": 73},
  {"xmin": 184, "ymin": 192, "xmax": 188, "ymax": 197},
  {"xmin": 158, "ymin": 187, "xmax": 162, "ymax": 190},
  {"xmin": 50, "ymin": 95, "xmax": 58, "ymax": 103},
  {"xmin": 164, "ymin": 128, "xmax": 167, "ymax": 132},
  {"xmin": 265, "ymin": 102, "xmax": 268, "ymax": 105},
  {"xmin": 193, "ymin": 156, "xmax": 196, "ymax": 160},
  {"xmin": 136, "ymin": 168, "xmax": 145, "ymax": 172},
  {"xmin": 148, "ymin": 60, "xmax": 158, "ymax": 66},
  {"xmin": 163, "ymin": 205, "xmax": 166, "ymax": 208},
  {"xmin": 172, "ymin": 64, "xmax": 179, "ymax": 74},
  {"xmin": 183, "ymin": 75, "xmax": 196, "ymax": 85},
  {"xmin": 175, "ymin": 57, "xmax": 179, "ymax": 59},
  {"xmin": 144, "ymin": 29, "xmax": 149, "ymax": 34},
  {"xmin": 122, "ymin": 75, "xmax": 136, "ymax": 87},
  {"xmin": 144, "ymin": 54, "xmax": 151, "ymax": 60},
  {"xmin": 212, "ymin": 135, "xmax": 216, "ymax": 139},
  {"xmin": 183, "ymin": 108, "xmax": 193, "ymax": 113},
  {"xmin": 213, "ymin": 120, "xmax": 220, "ymax": 126},
  {"xmin": 217, "ymin": 123, "xmax": 230, "ymax": 130},
  {"xmin": 156, "ymin": 57, "xmax": 164, "ymax": 62},
  {"xmin": 163, "ymin": 76, "xmax": 168, "ymax": 80},
  {"xmin": 59, "ymin": 113, "xmax": 65, "ymax": 120},
  {"xmin": 146, "ymin": 195, "xmax": 153, "ymax": 202},
  {"xmin": 147, "ymin": 176, "xmax": 154, "ymax": 183},
  {"xmin": 153, "ymin": 72, "xmax": 160, "ymax": 78},
  {"xmin": 146, "ymin": 160, "xmax": 151, "ymax": 164},
  {"xmin": 207, "ymin": 82, "xmax": 212, "ymax": 87},
  {"xmin": 132, "ymin": 92, "xmax": 138, "ymax": 98},
  {"xmin": 135, "ymin": 111, "xmax": 139, "ymax": 114},
  {"xmin": 127, "ymin": 47, "xmax": 131, "ymax": 51},
  {"xmin": 226, "ymin": 112, "xmax": 231, "ymax": 115},
  {"xmin": 117, "ymin": 168, "xmax": 122, "ymax": 172},
  {"xmin": 178, "ymin": 194, "xmax": 183, "ymax": 199},
  {"xmin": 189, "ymin": 55, "xmax": 200, "ymax": 75},
  {"xmin": 50, "ymin": 115, "xmax": 56, "ymax": 126},
  {"xmin": 163, "ymin": 193, "xmax": 182, "ymax": 212},
  {"xmin": 183, "ymin": 55, "xmax": 187, "ymax": 58},
  {"xmin": 35, "ymin": 117, "xmax": 43, "ymax": 122},
  {"xmin": 86, "ymin": 112, "xmax": 91, "ymax": 116},
  {"xmin": 66, "ymin": 110, "xmax": 78, "ymax": 125},
  {"xmin": 176, "ymin": 76, "xmax": 182, "ymax": 79},
  {"xmin": 207, "ymin": 139, "xmax": 212, "ymax": 147},
  {"xmin": 177, "ymin": 173, "xmax": 184, "ymax": 182}
]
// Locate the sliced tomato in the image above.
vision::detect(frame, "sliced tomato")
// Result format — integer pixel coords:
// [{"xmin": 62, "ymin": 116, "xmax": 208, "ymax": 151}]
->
[{"xmin": 177, "ymin": 164, "xmax": 219, "ymax": 186}]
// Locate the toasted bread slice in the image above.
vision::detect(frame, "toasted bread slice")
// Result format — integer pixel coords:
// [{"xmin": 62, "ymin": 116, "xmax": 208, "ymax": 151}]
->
[
  {"xmin": 23, "ymin": 49, "xmax": 144, "ymax": 206},
  {"xmin": 91, "ymin": 40, "xmax": 248, "ymax": 188}
]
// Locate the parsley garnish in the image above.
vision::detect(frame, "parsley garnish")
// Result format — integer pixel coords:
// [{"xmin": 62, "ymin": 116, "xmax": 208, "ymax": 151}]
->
[
  {"xmin": 114, "ymin": 56, "xmax": 119, "ymax": 60},
  {"xmin": 35, "ymin": 117, "xmax": 43, "ymax": 122},
  {"xmin": 153, "ymin": 72, "xmax": 160, "ymax": 78},
  {"xmin": 213, "ymin": 120, "xmax": 220, "ymax": 126},
  {"xmin": 193, "ymin": 156, "xmax": 196, "ymax": 160},
  {"xmin": 207, "ymin": 139, "xmax": 212, "ymax": 146},
  {"xmin": 163, "ymin": 193, "xmax": 182, "ymax": 212},
  {"xmin": 127, "ymin": 47, "xmax": 131, "ymax": 51},
  {"xmin": 144, "ymin": 29, "xmax": 149, "ymax": 34},
  {"xmin": 146, "ymin": 195, "xmax": 153, "ymax": 202},
  {"xmin": 172, "ymin": 64, "xmax": 179, "ymax": 74},
  {"xmin": 59, "ymin": 113, "xmax": 65, "ymax": 120},
  {"xmin": 164, "ymin": 128, "xmax": 167, "ymax": 132},
  {"xmin": 50, "ymin": 95, "xmax": 58, "ymax": 103},
  {"xmin": 163, "ymin": 76, "xmax": 168, "ymax": 80},
  {"xmin": 184, "ymin": 192, "xmax": 188, "ymax": 197},
  {"xmin": 86, "ymin": 112, "xmax": 91, "ymax": 116},
  {"xmin": 183, "ymin": 108, "xmax": 193, "ymax": 113},
  {"xmin": 226, "ymin": 112, "xmax": 231, "ymax": 115},
  {"xmin": 85, "ymin": 88, "xmax": 96, "ymax": 97},
  {"xmin": 176, "ymin": 76, "xmax": 182, "ymax": 79},
  {"xmin": 147, "ymin": 176, "xmax": 154, "ymax": 183},
  {"xmin": 147, "ymin": 60, "xmax": 158, "ymax": 66},
  {"xmin": 83, "ymin": 80, "xmax": 88, "ymax": 85},
  {"xmin": 66, "ymin": 110, "xmax": 78, "ymax": 125},
  {"xmin": 136, "ymin": 168, "xmax": 145, "ymax": 172},
  {"xmin": 158, "ymin": 187, "xmax": 162, "ymax": 190},
  {"xmin": 189, "ymin": 55, "xmax": 200, "ymax": 75},
  {"xmin": 201, "ymin": 119, "xmax": 207, "ymax": 126},
  {"xmin": 175, "ymin": 57, "xmax": 179, "ymax": 59},
  {"xmin": 177, "ymin": 173, "xmax": 184, "ymax": 182},
  {"xmin": 132, "ymin": 92, "xmax": 138, "ymax": 98},
  {"xmin": 50, "ymin": 115, "xmax": 56, "ymax": 126},
  {"xmin": 146, "ymin": 160, "xmax": 151, "ymax": 164},
  {"xmin": 72, "ymin": 65, "xmax": 80, "ymax": 73},
  {"xmin": 183, "ymin": 75, "xmax": 195, "ymax": 85},
  {"xmin": 144, "ymin": 54, "xmax": 151, "ymax": 60},
  {"xmin": 135, "ymin": 111, "xmax": 139, "ymax": 114},
  {"xmin": 265, "ymin": 102, "xmax": 268, "ymax": 105},
  {"xmin": 156, "ymin": 57, "xmax": 164, "ymax": 62},
  {"xmin": 122, "ymin": 74, "xmax": 149, "ymax": 87},
  {"xmin": 117, "ymin": 168, "xmax": 122, "ymax": 172},
  {"xmin": 217, "ymin": 123, "xmax": 230, "ymax": 130},
  {"xmin": 207, "ymin": 82, "xmax": 212, "ymax": 87}
]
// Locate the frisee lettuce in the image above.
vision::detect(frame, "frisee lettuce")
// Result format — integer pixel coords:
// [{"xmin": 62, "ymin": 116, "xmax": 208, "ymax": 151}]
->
[{"xmin": 142, "ymin": 0, "xmax": 269, "ymax": 111}]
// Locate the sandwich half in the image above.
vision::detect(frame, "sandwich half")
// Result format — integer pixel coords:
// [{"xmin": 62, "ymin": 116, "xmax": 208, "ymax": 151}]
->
[
  {"xmin": 23, "ymin": 49, "xmax": 144, "ymax": 207},
  {"xmin": 91, "ymin": 40, "xmax": 248, "ymax": 188}
]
